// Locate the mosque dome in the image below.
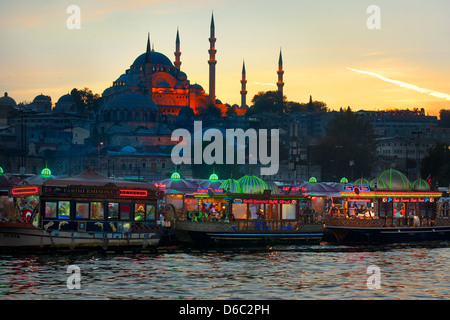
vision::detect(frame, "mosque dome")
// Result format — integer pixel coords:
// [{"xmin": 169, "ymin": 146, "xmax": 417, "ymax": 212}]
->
[
  {"xmin": 57, "ymin": 94, "xmax": 75, "ymax": 104},
  {"xmin": 372, "ymin": 169, "xmax": 410, "ymax": 191},
  {"xmin": 102, "ymin": 92, "xmax": 158, "ymax": 112},
  {"xmin": 174, "ymin": 83, "xmax": 186, "ymax": 90},
  {"xmin": 0, "ymin": 92, "xmax": 17, "ymax": 107},
  {"xmin": 54, "ymin": 93, "xmax": 76, "ymax": 113},
  {"xmin": 120, "ymin": 146, "xmax": 137, "ymax": 154},
  {"xmin": 237, "ymin": 175, "xmax": 268, "ymax": 194},
  {"xmin": 33, "ymin": 94, "xmax": 51, "ymax": 103},
  {"xmin": 157, "ymin": 81, "xmax": 172, "ymax": 89},
  {"xmin": 189, "ymin": 84, "xmax": 204, "ymax": 91},
  {"xmin": 176, "ymin": 71, "xmax": 187, "ymax": 81},
  {"xmin": 132, "ymin": 51, "xmax": 174, "ymax": 67}
]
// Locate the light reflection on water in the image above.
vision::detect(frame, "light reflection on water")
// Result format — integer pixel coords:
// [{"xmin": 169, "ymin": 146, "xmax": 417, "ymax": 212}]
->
[{"xmin": 0, "ymin": 246, "xmax": 448, "ymax": 300}]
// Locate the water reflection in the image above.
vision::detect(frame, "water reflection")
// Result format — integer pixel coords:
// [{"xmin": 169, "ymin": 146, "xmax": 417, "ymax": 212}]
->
[{"xmin": 0, "ymin": 246, "xmax": 448, "ymax": 300}]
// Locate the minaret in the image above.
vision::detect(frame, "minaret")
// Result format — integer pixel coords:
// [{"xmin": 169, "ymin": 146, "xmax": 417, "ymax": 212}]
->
[
  {"xmin": 144, "ymin": 33, "xmax": 153, "ymax": 96},
  {"xmin": 208, "ymin": 13, "xmax": 217, "ymax": 104},
  {"xmin": 174, "ymin": 28, "xmax": 181, "ymax": 70},
  {"xmin": 240, "ymin": 60, "xmax": 247, "ymax": 107},
  {"xmin": 277, "ymin": 49, "xmax": 284, "ymax": 96}
]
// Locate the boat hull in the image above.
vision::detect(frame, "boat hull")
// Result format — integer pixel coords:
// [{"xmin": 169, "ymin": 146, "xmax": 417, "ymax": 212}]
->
[
  {"xmin": 0, "ymin": 222, "xmax": 160, "ymax": 251},
  {"xmin": 325, "ymin": 218, "xmax": 450, "ymax": 244},
  {"xmin": 173, "ymin": 220, "xmax": 324, "ymax": 247}
]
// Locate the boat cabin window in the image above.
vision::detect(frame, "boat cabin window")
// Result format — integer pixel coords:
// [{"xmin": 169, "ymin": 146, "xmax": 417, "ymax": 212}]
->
[
  {"xmin": 146, "ymin": 204, "xmax": 156, "ymax": 220},
  {"xmin": 134, "ymin": 203, "xmax": 156, "ymax": 221},
  {"xmin": 120, "ymin": 204, "xmax": 131, "ymax": 220},
  {"xmin": 45, "ymin": 201, "xmax": 57, "ymax": 218},
  {"xmin": 90, "ymin": 202, "xmax": 104, "ymax": 220},
  {"xmin": 58, "ymin": 201, "xmax": 71, "ymax": 219},
  {"xmin": 76, "ymin": 202, "xmax": 89, "ymax": 219},
  {"xmin": 108, "ymin": 202, "xmax": 119, "ymax": 220}
]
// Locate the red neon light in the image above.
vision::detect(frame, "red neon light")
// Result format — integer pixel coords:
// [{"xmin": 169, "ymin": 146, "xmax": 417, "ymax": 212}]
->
[
  {"xmin": 12, "ymin": 186, "xmax": 39, "ymax": 196},
  {"xmin": 119, "ymin": 189, "xmax": 148, "ymax": 197}
]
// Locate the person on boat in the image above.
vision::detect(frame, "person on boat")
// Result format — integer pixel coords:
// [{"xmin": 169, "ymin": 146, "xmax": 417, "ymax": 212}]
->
[
  {"xmin": 328, "ymin": 204, "xmax": 336, "ymax": 217},
  {"xmin": 413, "ymin": 214, "xmax": 421, "ymax": 227},
  {"xmin": 364, "ymin": 207, "xmax": 374, "ymax": 219}
]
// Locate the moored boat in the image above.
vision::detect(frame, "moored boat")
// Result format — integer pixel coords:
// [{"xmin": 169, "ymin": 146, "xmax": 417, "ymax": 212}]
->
[
  {"xmin": 324, "ymin": 169, "xmax": 450, "ymax": 245},
  {"xmin": 171, "ymin": 175, "xmax": 325, "ymax": 247},
  {"xmin": 0, "ymin": 169, "xmax": 164, "ymax": 251}
]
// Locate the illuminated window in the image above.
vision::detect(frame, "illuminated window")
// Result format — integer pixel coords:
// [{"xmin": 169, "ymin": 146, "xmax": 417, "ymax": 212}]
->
[
  {"xmin": 108, "ymin": 202, "xmax": 119, "ymax": 220},
  {"xmin": 146, "ymin": 205, "xmax": 156, "ymax": 220},
  {"xmin": 134, "ymin": 204, "xmax": 145, "ymax": 221},
  {"xmin": 58, "ymin": 201, "xmax": 71, "ymax": 219},
  {"xmin": 120, "ymin": 204, "xmax": 131, "ymax": 220},
  {"xmin": 90, "ymin": 202, "xmax": 104, "ymax": 220},
  {"xmin": 45, "ymin": 201, "xmax": 57, "ymax": 218},
  {"xmin": 76, "ymin": 202, "xmax": 89, "ymax": 219}
]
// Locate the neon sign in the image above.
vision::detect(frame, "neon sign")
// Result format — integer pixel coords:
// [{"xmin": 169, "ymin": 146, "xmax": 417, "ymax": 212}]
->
[
  {"xmin": 11, "ymin": 186, "xmax": 40, "ymax": 196},
  {"xmin": 234, "ymin": 198, "xmax": 296, "ymax": 205},
  {"xmin": 197, "ymin": 188, "xmax": 224, "ymax": 194},
  {"xmin": 382, "ymin": 197, "xmax": 434, "ymax": 203},
  {"xmin": 119, "ymin": 189, "xmax": 148, "ymax": 197},
  {"xmin": 343, "ymin": 186, "xmax": 370, "ymax": 192}
]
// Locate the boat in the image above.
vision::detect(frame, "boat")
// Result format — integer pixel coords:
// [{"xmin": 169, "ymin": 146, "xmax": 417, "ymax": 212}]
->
[
  {"xmin": 170, "ymin": 175, "xmax": 325, "ymax": 247},
  {"xmin": 324, "ymin": 169, "xmax": 450, "ymax": 245},
  {"xmin": 0, "ymin": 169, "xmax": 164, "ymax": 252}
]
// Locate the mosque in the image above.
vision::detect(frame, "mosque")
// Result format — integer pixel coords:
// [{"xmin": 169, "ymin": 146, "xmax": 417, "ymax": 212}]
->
[{"xmin": 98, "ymin": 13, "xmax": 285, "ymax": 128}]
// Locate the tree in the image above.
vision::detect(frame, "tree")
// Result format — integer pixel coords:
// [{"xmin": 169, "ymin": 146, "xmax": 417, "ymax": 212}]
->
[
  {"xmin": 176, "ymin": 106, "xmax": 196, "ymax": 130},
  {"xmin": 226, "ymin": 104, "xmax": 237, "ymax": 117},
  {"xmin": 71, "ymin": 88, "xmax": 101, "ymax": 113},
  {"xmin": 198, "ymin": 103, "xmax": 222, "ymax": 119},
  {"xmin": 421, "ymin": 142, "xmax": 450, "ymax": 187},
  {"xmin": 309, "ymin": 107, "xmax": 376, "ymax": 181},
  {"xmin": 247, "ymin": 90, "xmax": 287, "ymax": 116}
]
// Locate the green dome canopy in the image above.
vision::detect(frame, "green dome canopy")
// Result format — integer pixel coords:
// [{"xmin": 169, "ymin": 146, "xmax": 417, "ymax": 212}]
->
[
  {"xmin": 309, "ymin": 177, "xmax": 318, "ymax": 184},
  {"xmin": 340, "ymin": 177, "xmax": 349, "ymax": 184},
  {"xmin": 209, "ymin": 173, "xmax": 219, "ymax": 182},
  {"xmin": 354, "ymin": 177, "xmax": 370, "ymax": 186},
  {"xmin": 411, "ymin": 178, "xmax": 430, "ymax": 191},
  {"xmin": 41, "ymin": 167, "xmax": 52, "ymax": 178},
  {"xmin": 373, "ymin": 169, "xmax": 410, "ymax": 191},
  {"xmin": 219, "ymin": 178, "xmax": 242, "ymax": 193},
  {"xmin": 264, "ymin": 180, "xmax": 280, "ymax": 195},
  {"xmin": 237, "ymin": 175, "xmax": 268, "ymax": 194},
  {"xmin": 0, "ymin": 167, "xmax": 3, "ymax": 175},
  {"xmin": 171, "ymin": 171, "xmax": 181, "ymax": 181}
]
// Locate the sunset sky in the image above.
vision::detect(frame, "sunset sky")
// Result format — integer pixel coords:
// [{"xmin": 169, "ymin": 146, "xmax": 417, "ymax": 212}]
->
[{"xmin": 1, "ymin": 0, "xmax": 449, "ymax": 116}]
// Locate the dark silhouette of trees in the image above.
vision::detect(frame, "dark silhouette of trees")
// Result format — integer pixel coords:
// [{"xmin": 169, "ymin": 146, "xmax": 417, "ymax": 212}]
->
[
  {"xmin": 421, "ymin": 142, "xmax": 450, "ymax": 187},
  {"xmin": 309, "ymin": 107, "xmax": 376, "ymax": 182},
  {"xmin": 71, "ymin": 88, "xmax": 101, "ymax": 113}
]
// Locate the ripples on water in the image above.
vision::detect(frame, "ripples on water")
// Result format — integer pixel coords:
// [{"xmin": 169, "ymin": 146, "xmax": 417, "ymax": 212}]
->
[{"xmin": 0, "ymin": 245, "xmax": 449, "ymax": 300}]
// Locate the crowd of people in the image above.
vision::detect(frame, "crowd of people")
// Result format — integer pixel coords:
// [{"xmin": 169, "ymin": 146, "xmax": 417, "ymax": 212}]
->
[{"xmin": 326, "ymin": 203, "xmax": 375, "ymax": 219}]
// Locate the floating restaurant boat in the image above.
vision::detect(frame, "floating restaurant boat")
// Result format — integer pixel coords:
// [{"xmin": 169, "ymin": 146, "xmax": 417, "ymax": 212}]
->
[
  {"xmin": 0, "ymin": 169, "xmax": 164, "ymax": 251},
  {"xmin": 171, "ymin": 175, "xmax": 325, "ymax": 246},
  {"xmin": 324, "ymin": 169, "xmax": 450, "ymax": 245}
]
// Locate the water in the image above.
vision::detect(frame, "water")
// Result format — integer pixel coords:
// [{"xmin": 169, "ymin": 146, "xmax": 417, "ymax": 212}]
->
[{"xmin": 0, "ymin": 245, "xmax": 449, "ymax": 300}]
